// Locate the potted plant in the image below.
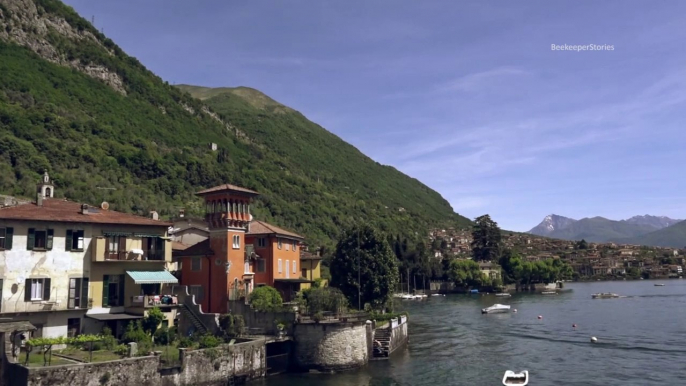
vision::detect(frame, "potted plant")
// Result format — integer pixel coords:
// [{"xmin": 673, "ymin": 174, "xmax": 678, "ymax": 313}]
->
[{"xmin": 276, "ymin": 320, "xmax": 286, "ymax": 338}]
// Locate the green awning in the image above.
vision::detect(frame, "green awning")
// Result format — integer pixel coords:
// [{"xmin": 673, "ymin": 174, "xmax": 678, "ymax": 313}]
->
[
  {"xmin": 103, "ymin": 231, "xmax": 131, "ymax": 237},
  {"xmin": 126, "ymin": 270, "xmax": 178, "ymax": 284},
  {"xmin": 133, "ymin": 233, "xmax": 164, "ymax": 238}
]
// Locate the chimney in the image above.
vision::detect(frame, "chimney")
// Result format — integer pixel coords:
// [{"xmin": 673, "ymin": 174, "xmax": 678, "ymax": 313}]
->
[
  {"xmin": 81, "ymin": 204, "xmax": 89, "ymax": 214},
  {"xmin": 150, "ymin": 211, "xmax": 159, "ymax": 220},
  {"xmin": 36, "ymin": 193, "xmax": 43, "ymax": 207}
]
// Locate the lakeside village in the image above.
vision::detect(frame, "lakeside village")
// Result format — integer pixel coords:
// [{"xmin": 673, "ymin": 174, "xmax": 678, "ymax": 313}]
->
[
  {"xmin": 0, "ymin": 172, "xmax": 409, "ymax": 386},
  {"xmin": 0, "ymin": 174, "xmax": 682, "ymax": 385}
]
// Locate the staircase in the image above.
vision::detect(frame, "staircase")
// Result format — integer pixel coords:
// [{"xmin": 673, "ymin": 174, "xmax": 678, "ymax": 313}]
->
[
  {"xmin": 180, "ymin": 304, "xmax": 208, "ymax": 335},
  {"xmin": 373, "ymin": 327, "xmax": 391, "ymax": 358}
]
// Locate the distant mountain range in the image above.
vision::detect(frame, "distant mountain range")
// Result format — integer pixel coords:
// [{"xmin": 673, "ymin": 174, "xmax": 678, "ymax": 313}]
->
[{"xmin": 528, "ymin": 214, "xmax": 685, "ymax": 247}]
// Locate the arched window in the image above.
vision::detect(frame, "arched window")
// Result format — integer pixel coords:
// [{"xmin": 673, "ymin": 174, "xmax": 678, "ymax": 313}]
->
[{"xmin": 45, "ymin": 187, "xmax": 51, "ymax": 197}]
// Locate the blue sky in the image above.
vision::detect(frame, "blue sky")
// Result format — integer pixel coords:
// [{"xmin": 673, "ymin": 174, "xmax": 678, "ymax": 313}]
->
[{"xmin": 63, "ymin": 0, "xmax": 686, "ymax": 231}]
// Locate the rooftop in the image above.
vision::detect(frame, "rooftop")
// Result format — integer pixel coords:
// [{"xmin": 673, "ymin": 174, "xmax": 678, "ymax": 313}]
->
[
  {"xmin": 173, "ymin": 239, "xmax": 213, "ymax": 258},
  {"xmin": 195, "ymin": 184, "xmax": 259, "ymax": 197},
  {"xmin": 248, "ymin": 220, "xmax": 304, "ymax": 240},
  {"xmin": 0, "ymin": 199, "xmax": 170, "ymax": 226}
]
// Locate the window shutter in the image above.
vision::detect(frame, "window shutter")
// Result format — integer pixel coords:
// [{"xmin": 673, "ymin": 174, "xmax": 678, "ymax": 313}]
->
[
  {"xmin": 157, "ymin": 237, "xmax": 165, "ymax": 260},
  {"xmin": 81, "ymin": 278, "xmax": 89, "ymax": 308},
  {"xmin": 102, "ymin": 275, "xmax": 109, "ymax": 306},
  {"xmin": 5, "ymin": 227, "xmax": 13, "ymax": 250},
  {"xmin": 46, "ymin": 229, "xmax": 54, "ymax": 250},
  {"xmin": 27, "ymin": 228, "xmax": 35, "ymax": 250},
  {"xmin": 24, "ymin": 280, "xmax": 32, "ymax": 302},
  {"xmin": 43, "ymin": 278, "xmax": 51, "ymax": 300},
  {"xmin": 119, "ymin": 274, "xmax": 125, "ymax": 306},
  {"xmin": 65, "ymin": 230, "xmax": 73, "ymax": 251}
]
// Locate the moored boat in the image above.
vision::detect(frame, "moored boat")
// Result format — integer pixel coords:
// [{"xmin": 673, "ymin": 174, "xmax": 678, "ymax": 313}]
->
[
  {"xmin": 502, "ymin": 370, "xmax": 529, "ymax": 385},
  {"xmin": 495, "ymin": 293, "xmax": 511, "ymax": 297},
  {"xmin": 654, "ymin": 284, "xmax": 665, "ymax": 286},
  {"xmin": 541, "ymin": 291, "xmax": 557, "ymax": 295},
  {"xmin": 591, "ymin": 292, "xmax": 620, "ymax": 299},
  {"xmin": 482, "ymin": 304, "xmax": 511, "ymax": 314}
]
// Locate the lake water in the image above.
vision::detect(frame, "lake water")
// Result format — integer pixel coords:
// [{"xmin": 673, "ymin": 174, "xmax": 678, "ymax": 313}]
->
[{"xmin": 256, "ymin": 280, "xmax": 686, "ymax": 386}]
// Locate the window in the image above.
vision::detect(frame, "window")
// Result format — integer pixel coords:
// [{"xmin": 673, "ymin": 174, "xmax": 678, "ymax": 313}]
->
[
  {"xmin": 65, "ymin": 230, "xmax": 84, "ymax": 251},
  {"xmin": 257, "ymin": 238, "xmax": 266, "ymax": 248},
  {"xmin": 302, "ymin": 269, "xmax": 308, "ymax": 279},
  {"xmin": 278, "ymin": 259, "xmax": 282, "ymax": 273},
  {"xmin": 27, "ymin": 228, "xmax": 53, "ymax": 250},
  {"xmin": 232, "ymin": 235, "xmax": 240, "ymax": 249},
  {"xmin": 293, "ymin": 260, "xmax": 297, "ymax": 274},
  {"xmin": 25, "ymin": 278, "xmax": 51, "ymax": 301},
  {"xmin": 256, "ymin": 258, "xmax": 266, "ymax": 273},
  {"xmin": 0, "ymin": 227, "xmax": 13, "ymax": 250},
  {"xmin": 292, "ymin": 240, "xmax": 297, "ymax": 250},
  {"xmin": 67, "ymin": 318, "xmax": 80, "ymax": 338},
  {"xmin": 102, "ymin": 274, "xmax": 125, "ymax": 307},
  {"xmin": 189, "ymin": 285, "xmax": 204, "ymax": 302},
  {"xmin": 106, "ymin": 236, "xmax": 125, "ymax": 260},
  {"xmin": 277, "ymin": 238, "xmax": 282, "ymax": 249},
  {"xmin": 146, "ymin": 237, "xmax": 165, "ymax": 260},
  {"xmin": 286, "ymin": 260, "xmax": 290, "ymax": 278},
  {"xmin": 68, "ymin": 278, "xmax": 89, "ymax": 309},
  {"xmin": 191, "ymin": 257, "xmax": 202, "ymax": 271}
]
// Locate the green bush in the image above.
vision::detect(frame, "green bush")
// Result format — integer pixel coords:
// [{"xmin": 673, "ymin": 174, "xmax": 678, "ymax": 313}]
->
[
  {"xmin": 142, "ymin": 307, "xmax": 165, "ymax": 336},
  {"xmin": 121, "ymin": 321, "xmax": 150, "ymax": 344},
  {"xmin": 197, "ymin": 333, "xmax": 221, "ymax": 349},
  {"xmin": 304, "ymin": 287, "xmax": 348, "ymax": 315},
  {"xmin": 114, "ymin": 344, "xmax": 128, "ymax": 356},
  {"xmin": 154, "ymin": 326, "xmax": 176, "ymax": 345},
  {"xmin": 177, "ymin": 336, "xmax": 194, "ymax": 349},
  {"xmin": 218, "ymin": 314, "xmax": 245, "ymax": 338},
  {"xmin": 248, "ymin": 286, "xmax": 283, "ymax": 312}
]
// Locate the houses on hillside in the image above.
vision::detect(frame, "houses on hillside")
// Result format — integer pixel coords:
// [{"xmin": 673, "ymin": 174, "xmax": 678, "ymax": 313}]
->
[{"xmin": 0, "ymin": 173, "xmax": 322, "ymax": 340}]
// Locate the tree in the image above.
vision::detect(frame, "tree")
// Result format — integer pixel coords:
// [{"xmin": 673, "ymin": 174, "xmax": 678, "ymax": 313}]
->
[
  {"xmin": 330, "ymin": 224, "xmax": 399, "ymax": 310},
  {"xmin": 249, "ymin": 286, "xmax": 283, "ymax": 312},
  {"xmin": 471, "ymin": 215, "xmax": 502, "ymax": 261},
  {"xmin": 142, "ymin": 307, "xmax": 165, "ymax": 336},
  {"xmin": 576, "ymin": 239, "xmax": 588, "ymax": 250},
  {"xmin": 448, "ymin": 259, "xmax": 486, "ymax": 287}
]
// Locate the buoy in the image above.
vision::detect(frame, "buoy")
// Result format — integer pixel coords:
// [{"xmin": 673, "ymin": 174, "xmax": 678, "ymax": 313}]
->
[
  {"xmin": 591, "ymin": 337, "xmax": 598, "ymax": 343},
  {"xmin": 513, "ymin": 309, "xmax": 517, "ymax": 313},
  {"xmin": 538, "ymin": 315, "xmax": 543, "ymax": 319}
]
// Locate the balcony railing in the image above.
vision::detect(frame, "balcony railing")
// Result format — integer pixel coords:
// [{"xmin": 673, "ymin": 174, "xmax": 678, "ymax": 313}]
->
[
  {"xmin": 103, "ymin": 251, "xmax": 165, "ymax": 261},
  {"xmin": 130, "ymin": 295, "xmax": 178, "ymax": 308}
]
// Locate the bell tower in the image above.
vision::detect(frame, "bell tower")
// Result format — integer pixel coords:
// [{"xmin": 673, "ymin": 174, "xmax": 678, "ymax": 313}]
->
[
  {"xmin": 196, "ymin": 184, "xmax": 259, "ymax": 313},
  {"xmin": 37, "ymin": 170, "xmax": 55, "ymax": 198}
]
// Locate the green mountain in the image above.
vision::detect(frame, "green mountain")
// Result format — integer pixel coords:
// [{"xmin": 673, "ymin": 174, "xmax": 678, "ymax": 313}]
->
[
  {"xmin": 537, "ymin": 216, "xmax": 657, "ymax": 243},
  {"xmin": 617, "ymin": 220, "xmax": 686, "ymax": 248},
  {"xmin": 0, "ymin": 0, "xmax": 469, "ymax": 249}
]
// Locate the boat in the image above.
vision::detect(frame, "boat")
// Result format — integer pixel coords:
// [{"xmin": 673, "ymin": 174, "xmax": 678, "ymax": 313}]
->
[
  {"xmin": 654, "ymin": 284, "xmax": 665, "ymax": 286},
  {"xmin": 541, "ymin": 291, "xmax": 557, "ymax": 295},
  {"xmin": 591, "ymin": 293, "xmax": 620, "ymax": 299},
  {"xmin": 470, "ymin": 289, "xmax": 479, "ymax": 294},
  {"xmin": 502, "ymin": 370, "xmax": 529, "ymax": 385},
  {"xmin": 482, "ymin": 304, "xmax": 511, "ymax": 314},
  {"xmin": 495, "ymin": 293, "xmax": 512, "ymax": 297}
]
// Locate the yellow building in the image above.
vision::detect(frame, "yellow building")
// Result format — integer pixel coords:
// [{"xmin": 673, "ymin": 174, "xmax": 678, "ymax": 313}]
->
[{"xmin": 299, "ymin": 250, "xmax": 326, "ymax": 289}]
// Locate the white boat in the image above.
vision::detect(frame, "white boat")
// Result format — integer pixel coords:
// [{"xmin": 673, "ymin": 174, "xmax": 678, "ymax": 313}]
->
[
  {"xmin": 654, "ymin": 284, "xmax": 665, "ymax": 286},
  {"xmin": 541, "ymin": 291, "xmax": 557, "ymax": 295},
  {"xmin": 591, "ymin": 293, "xmax": 620, "ymax": 299},
  {"xmin": 495, "ymin": 293, "xmax": 511, "ymax": 297},
  {"xmin": 502, "ymin": 370, "xmax": 529, "ymax": 385},
  {"xmin": 482, "ymin": 304, "xmax": 511, "ymax": 314}
]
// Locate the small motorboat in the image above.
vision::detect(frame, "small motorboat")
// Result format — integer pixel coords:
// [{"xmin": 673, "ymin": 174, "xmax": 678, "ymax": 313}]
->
[
  {"xmin": 495, "ymin": 293, "xmax": 511, "ymax": 297},
  {"xmin": 592, "ymin": 293, "xmax": 620, "ymax": 299},
  {"xmin": 470, "ymin": 289, "xmax": 479, "ymax": 294},
  {"xmin": 482, "ymin": 304, "xmax": 511, "ymax": 314},
  {"xmin": 541, "ymin": 291, "xmax": 557, "ymax": 295},
  {"xmin": 654, "ymin": 284, "xmax": 665, "ymax": 286},
  {"xmin": 502, "ymin": 370, "xmax": 529, "ymax": 385}
]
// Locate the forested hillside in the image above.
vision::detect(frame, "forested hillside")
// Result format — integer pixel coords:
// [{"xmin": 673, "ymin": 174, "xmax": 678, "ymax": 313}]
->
[{"xmin": 0, "ymin": 0, "xmax": 470, "ymax": 249}]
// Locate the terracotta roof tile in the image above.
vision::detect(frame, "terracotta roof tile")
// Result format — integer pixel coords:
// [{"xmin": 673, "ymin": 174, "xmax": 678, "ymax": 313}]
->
[
  {"xmin": 172, "ymin": 241, "xmax": 190, "ymax": 251},
  {"xmin": 172, "ymin": 239, "xmax": 213, "ymax": 258},
  {"xmin": 196, "ymin": 184, "xmax": 259, "ymax": 196},
  {"xmin": 247, "ymin": 220, "xmax": 304, "ymax": 240},
  {"xmin": 0, "ymin": 199, "xmax": 170, "ymax": 226}
]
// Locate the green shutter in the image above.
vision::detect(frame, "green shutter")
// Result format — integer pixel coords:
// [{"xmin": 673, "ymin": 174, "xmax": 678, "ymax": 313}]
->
[
  {"xmin": 65, "ymin": 230, "xmax": 73, "ymax": 251},
  {"xmin": 119, "ymin": 274, "xmax": 125, "ymax": 307},
  {"xmin": 102, "ymin": 275, "xmax": 109, "ymax": 307},
  {"xmin": 43, "ymin": 278, "xmax": 51, "ymax": 300},
  {"xmin": 81, "ymin": 278, "xmax": 89, "ymax": 308},
  {"xmin": 24, "ymin": 280, "xmax": 32, "ymax": 302},
  {"xmin": 46, "ymin": 229, "xmax": 54, "ymax": 250},
  {"xmin": 5, "ymin": 227, "xmax": 12, "ymax": 250},
  {"xmin": 27, "ymin": 228, "xmax": 35, "ymax": 250}
]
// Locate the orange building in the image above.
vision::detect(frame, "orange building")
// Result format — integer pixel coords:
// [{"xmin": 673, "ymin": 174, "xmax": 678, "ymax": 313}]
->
[{"xmin": 174, "ymin": 183, "xmax": 309, "ymax": 313}]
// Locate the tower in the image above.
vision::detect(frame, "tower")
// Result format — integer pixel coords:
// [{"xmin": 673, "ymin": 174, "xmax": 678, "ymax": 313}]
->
[
  {"xmin": 196, "ymin": 184, "xmax": 259, "ymax": 312},
  {"xmin": 37, "ymin": 170, "xmax": 55, "ymax": 198}
]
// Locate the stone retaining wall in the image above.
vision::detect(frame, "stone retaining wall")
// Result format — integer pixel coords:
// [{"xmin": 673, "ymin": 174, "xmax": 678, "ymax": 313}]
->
[{"xmin": 293, "ymin": 321, "xmax": 369, "ymax": 371}]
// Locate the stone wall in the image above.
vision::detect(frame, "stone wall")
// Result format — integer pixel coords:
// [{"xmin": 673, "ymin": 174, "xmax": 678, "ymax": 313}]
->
[
  {"xmin": 388, "ymin": 318, "xmax": 409, "ymax": 355},
  {"xmin": 3, "ymin": 340, "xmax": 265, "ymax": 386},
  {"xmin": 227, "ymin": 301, "xmax": 296, "ymax": 335},
  {"xmin": 293, "ymin": 321, "xmax": 368, "ymax": 371}
]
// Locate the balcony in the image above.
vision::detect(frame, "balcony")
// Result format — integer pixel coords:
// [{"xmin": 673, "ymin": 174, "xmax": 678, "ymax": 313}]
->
[{"xmin": 129, "ymin": 295, "xmax": 178, "ymax": 308}]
